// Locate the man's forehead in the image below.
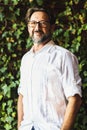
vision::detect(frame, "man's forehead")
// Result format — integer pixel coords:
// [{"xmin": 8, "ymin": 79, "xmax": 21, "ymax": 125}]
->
[{"xmin": 30, "ymin": 11, "xmax": 49, "ymax": 21}]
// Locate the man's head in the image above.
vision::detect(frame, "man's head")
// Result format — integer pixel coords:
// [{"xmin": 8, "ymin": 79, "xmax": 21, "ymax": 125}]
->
[{"xmin": 25, "ymin": 7, "xmax": 55, "ymax": 44}]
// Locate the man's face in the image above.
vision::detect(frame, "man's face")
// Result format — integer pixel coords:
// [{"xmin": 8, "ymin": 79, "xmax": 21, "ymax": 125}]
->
[{"xmin": 28, "ymin": 11, "xmax": 53, "ymax": 44}]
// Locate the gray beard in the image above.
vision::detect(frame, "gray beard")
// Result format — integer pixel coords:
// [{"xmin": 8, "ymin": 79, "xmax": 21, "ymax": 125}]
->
[{"xmin": 32, "ymin": 33, "xmax": 51, "ymax": 44}]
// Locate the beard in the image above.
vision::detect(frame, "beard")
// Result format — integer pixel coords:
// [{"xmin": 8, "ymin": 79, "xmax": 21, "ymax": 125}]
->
[{"xmin": 31, "ymin": 31, "xmax": 51, "ymax": 44}]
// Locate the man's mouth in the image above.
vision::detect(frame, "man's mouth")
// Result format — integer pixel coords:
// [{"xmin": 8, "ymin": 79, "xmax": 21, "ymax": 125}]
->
[
  {"xmin": 34, "ymin": 30, "xmax": 43, "ymax": 34},
  {"xmin": 34, "ymin": 31, "xmax": 43, "ymax": 36}
]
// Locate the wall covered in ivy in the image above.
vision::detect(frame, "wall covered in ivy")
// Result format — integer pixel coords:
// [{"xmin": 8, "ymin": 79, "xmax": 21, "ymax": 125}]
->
[{"xmin": 0, "ymin": 0, "xmax": 87, "ymax": 130}]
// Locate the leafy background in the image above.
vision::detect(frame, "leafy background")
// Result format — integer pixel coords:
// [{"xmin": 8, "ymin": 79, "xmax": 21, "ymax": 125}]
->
[{"xmin": 0, "ymin": 0, "xmax": 87, "ymax": 130}]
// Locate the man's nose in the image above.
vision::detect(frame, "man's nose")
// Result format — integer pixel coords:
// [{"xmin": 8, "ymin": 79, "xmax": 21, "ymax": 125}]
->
[{"xmin": 35, "ymin": 22, "xmax": 41, "ymax": 29}]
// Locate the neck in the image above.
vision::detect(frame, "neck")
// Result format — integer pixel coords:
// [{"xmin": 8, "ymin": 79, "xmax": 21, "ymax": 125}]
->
[{"xmin": 33, "ymin": 44, "xmax": 44, "ymax": 52}]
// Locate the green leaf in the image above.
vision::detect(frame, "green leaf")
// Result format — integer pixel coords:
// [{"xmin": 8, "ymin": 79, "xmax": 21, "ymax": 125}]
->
[
  {"xmin": 0, "ymin": 94, "xmax": 3, "ymax": 101},
  {"xmin": 36, "ymin": 0, "xmax": 43, "ymax": 5}
]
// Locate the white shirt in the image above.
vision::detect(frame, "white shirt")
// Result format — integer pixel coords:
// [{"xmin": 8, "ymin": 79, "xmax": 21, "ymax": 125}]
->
[{"xmin": 18, "ymin": 40, "xmax": 82, "ymax": 130}]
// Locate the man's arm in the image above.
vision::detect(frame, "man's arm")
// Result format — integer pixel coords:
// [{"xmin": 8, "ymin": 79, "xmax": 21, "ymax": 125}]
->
[
  {"xmin": 61, "ymin": 94, "xmax": 82, "ymax": 130},
  {"xmin": 17, "ymin": 94, "xmax": 24, "ymax": 129}
]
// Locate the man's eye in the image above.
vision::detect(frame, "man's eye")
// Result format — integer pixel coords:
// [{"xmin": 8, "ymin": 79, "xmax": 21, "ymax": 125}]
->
[
  {"xmin": 41, "ymin": 21, "xmax": 46, "ymax": 24},
  {"xmin": 31, "ymin": 22, "xmax": 36, "ymax": 24}
]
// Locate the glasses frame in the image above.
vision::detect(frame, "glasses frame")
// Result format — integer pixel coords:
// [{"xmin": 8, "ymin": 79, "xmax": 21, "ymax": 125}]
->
[{"xmin": 28, "ymin": 20, "xmax": 50, "ymax": 28}]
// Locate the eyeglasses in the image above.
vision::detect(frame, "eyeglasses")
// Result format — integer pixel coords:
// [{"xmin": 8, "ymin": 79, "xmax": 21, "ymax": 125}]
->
[{"xmin": 28, "ymin": 20, "xmax": 50, "ymax": 28}]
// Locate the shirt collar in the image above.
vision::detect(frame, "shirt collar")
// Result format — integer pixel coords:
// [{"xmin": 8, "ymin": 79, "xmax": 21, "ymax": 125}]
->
[{"xmin": 30, "ymin": 40, "xmax": 55, "ymax": 55}]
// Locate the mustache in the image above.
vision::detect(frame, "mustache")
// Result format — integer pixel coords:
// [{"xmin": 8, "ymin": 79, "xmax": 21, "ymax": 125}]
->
[{"xmin": 34, "ymin": 30, "xmax": 43, "ymax": 33}]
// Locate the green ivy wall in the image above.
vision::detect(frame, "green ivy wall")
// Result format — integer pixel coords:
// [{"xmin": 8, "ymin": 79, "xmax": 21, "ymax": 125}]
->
[{"xmin": 0, "ymin": 0, "xmax": 87, "ymax": 130}]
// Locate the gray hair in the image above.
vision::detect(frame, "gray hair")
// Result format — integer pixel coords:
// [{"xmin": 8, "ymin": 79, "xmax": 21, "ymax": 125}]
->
[{"xmin": 25, "ymin": 7, "xmax": 55, "ymax": 25}]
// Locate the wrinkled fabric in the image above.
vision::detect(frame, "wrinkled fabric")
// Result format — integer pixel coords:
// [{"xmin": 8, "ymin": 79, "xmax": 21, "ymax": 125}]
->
[{"xmin": 18, "ymin": 40, "xmax": 82, "ymax": 130}]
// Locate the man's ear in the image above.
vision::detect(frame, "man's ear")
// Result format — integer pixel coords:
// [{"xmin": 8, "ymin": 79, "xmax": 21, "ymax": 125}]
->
[{"xmin": 51, "ymin": 24, "xmax": 56, "ymax": 32}]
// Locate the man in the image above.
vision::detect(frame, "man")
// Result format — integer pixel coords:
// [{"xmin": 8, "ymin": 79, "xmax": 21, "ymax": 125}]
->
[{"xmin": 17, "ymin": 7, "xmax": 82, "ymax": 130}]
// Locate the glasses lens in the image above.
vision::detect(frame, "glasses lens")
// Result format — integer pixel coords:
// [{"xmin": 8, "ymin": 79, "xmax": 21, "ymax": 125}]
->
[
  {"xmin": 28, "ymin": 21, "xmax": 50, "ymax": 28},
  {"xmin": 40, "ymin": 21, "xmax": 49, "ymax": 27},
  {"xmin": 28, "ymin": 21, "xmax": 36, "ymax": 27}
]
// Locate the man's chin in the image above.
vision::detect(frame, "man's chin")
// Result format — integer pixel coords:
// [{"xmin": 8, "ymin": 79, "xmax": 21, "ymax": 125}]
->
[{"xmin": 32, "ymin": 35, "xmax": 51, "ymax": 44}]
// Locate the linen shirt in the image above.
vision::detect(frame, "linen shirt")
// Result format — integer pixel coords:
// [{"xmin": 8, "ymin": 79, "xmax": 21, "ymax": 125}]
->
[{"xmin": 18, "ymin": 40, "xmax": 82, "ymax": 130}]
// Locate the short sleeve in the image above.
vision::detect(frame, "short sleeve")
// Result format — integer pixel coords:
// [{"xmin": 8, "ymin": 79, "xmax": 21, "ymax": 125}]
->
[
  {"xmin": 62, "ymin": 51, "xmax": 82, "ymax": 99},
  {"xmin": 17, "ymin": 56, "xmax": 26, "ymax": 96}
]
